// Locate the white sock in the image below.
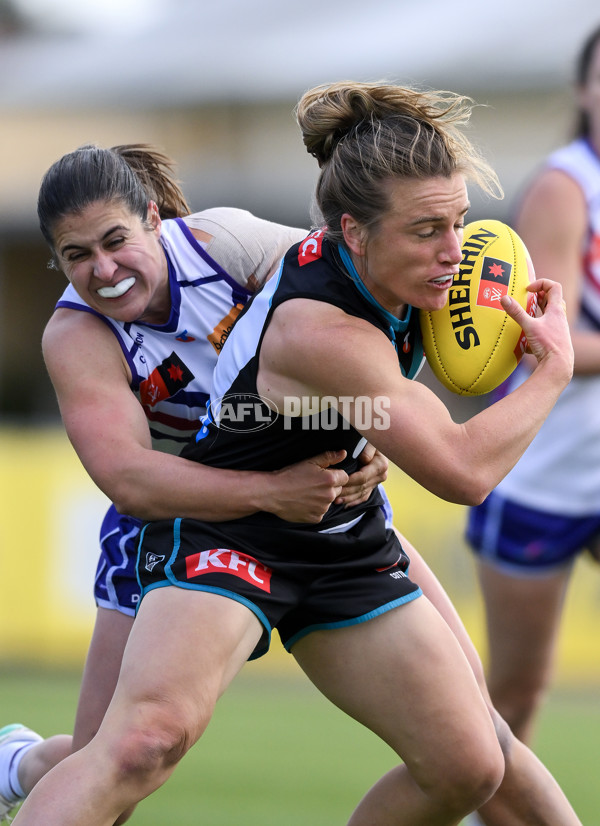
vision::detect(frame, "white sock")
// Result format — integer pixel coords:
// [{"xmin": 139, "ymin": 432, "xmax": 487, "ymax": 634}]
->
[{"xmin": 0, "ymin": 740, "xmax": 37, "ymax": 802}]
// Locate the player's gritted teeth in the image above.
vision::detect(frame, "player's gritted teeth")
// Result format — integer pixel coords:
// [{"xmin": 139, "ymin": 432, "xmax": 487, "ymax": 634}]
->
[{"xmin": 97, "ymin": 276, "xmax": 136, "ymax": 299}]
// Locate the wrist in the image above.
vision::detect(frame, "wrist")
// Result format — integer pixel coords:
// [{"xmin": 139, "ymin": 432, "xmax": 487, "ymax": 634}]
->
[
  {"xmin": 534, "ymin": 349, "xmax": 573, "ymax": 387},
  {"xmin": 245, "ymin": 470, "xmax": 279, "ymax": 516}
]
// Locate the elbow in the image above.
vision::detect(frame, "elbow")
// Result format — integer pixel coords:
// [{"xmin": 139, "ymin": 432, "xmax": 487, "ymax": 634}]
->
[
  {"xmin": 112, "ymin": 493, "xmax": 141, "ymax": 518},
  {"xmin": 112, "ymin": 496, "xmax": 134, "ymax": 516},
  {"xmin": 444, "ymin": 470, "xmax": 493, "ymax": 507},
  {"xmin": 110, "ymin": 481, "xmax": 152, "ymax": 521},
  {"xmin": 112, "ymin": 497, "xmax": 157, "ymax": 521},
  {"xmin": 459, "ymin": 487, "xmax": 490, "ymax": 508}
]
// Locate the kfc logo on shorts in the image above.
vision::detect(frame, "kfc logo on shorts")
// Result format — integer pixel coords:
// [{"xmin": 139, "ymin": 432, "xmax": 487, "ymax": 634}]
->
[
  {"xmin": 186, "ymin": 548, "xmax": 272, "ymax": 592},
  {"xmin": 298, "ymin": 229, "xmax": 325, "ymax": 267}
]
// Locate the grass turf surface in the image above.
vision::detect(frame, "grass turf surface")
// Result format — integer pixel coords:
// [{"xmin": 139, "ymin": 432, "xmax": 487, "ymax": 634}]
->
[{"xmin": 1, "ymin": 663, "xmax": 598, "ymax": 824}]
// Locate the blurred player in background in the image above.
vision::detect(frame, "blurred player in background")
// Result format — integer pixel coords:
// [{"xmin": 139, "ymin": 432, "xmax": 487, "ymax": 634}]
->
[
  {"xmin": 466, "ymin": 24, "xmax": 600, "ymax": 747},
  {"xmin": 8, "ymin": 84, "xmax": 581, "ymax": 826}
]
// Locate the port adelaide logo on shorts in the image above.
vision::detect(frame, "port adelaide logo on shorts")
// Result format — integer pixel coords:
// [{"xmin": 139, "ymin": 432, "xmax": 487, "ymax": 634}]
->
[{"xmin": 145, "ymin": 553, "xmax": 166, "ymax": 573}]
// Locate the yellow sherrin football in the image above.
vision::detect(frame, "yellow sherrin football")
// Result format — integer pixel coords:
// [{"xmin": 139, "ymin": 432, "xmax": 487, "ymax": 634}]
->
[{"xmin": 420, "ymin": 219, "xmax": 537, "ymax": 396}]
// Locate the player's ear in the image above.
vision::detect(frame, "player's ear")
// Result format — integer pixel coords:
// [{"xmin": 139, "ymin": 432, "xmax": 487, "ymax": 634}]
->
[
  {"xmin": 341, "ymin": 213, "xmax": 366, "ymax": 257},
  {"xmin": 147, "ymin": 200, "xmax": 162, "ymax": 233}
]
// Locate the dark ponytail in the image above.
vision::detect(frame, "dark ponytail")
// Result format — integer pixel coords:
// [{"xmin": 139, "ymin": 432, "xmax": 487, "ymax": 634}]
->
[{"xmin": 38, "ymin": 143, "xmax": 190, "ymax": 249}]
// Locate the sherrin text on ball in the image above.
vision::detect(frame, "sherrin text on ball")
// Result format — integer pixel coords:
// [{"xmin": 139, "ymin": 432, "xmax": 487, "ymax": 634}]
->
[{"xmin": 420, "ymin": 219, "xmax": 537, "ymax": 396}]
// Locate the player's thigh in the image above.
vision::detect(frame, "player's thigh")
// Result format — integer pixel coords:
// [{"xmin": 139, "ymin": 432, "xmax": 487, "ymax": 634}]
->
[
  {"xmin": 72, "ymin": 607, "xmax": 134, "ymax": 751},
  {"xmin": 108, "ymin": 587, "xmax": 263, "ymax": 736},
  {"xmin": 476, "ymin": 559, "xmax": 572, "ymax": 682},
  {"xmin": 292, "ymin": 596, "xmax": 499, "ymax": 778},
  {"xmin": 398, "ymin": 529, "xmax": 487, "ymax": 688}
]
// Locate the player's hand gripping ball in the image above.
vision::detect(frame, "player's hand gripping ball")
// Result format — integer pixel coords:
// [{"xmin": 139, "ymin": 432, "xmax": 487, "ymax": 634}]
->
[{"xmin": 420, "ymin": 219, "xmax": 537, "ymax": 396}]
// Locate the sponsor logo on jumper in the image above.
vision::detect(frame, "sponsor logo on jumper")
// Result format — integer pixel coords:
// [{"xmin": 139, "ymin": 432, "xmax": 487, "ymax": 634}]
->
[
  {"xmin": 176, "ymin": 329, "xmax": 195, "ymax": 342},
  {"xmin": 145, "ymin": 552, "xmax": 166, "ymax": 572},
  {"xmin": 186, "ymin": 548, "xmax": 272, "ymax": 592},
  {"xmin": 208, "ymin": 304, "xmax": 244, "ymax": 353},
  {"xmin": 139, "ymin": 352, "xmax": 194, "ymax": 407},
  {"xmin": 298, "ymin": 229, "xmax": 325, "ymax": 266}
]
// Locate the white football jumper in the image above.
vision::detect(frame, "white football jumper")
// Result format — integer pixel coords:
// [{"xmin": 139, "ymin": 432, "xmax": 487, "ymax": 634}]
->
[{"xmin": 494, "ymin": 138, "xmax": 600, "ymax": 515}]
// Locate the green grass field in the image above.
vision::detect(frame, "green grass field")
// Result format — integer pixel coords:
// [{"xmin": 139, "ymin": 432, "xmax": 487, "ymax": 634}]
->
[{"xmin": 1, "ymin": 663, "xmax": 598, "ymax": 825}]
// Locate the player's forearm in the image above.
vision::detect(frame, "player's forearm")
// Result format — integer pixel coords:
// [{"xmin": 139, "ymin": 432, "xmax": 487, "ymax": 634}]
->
[
  {"xmin": 101, "ymin": 452, "xmax": 268, "ymax": 522},
  {"xmin": 458, "ymin": 353, "xmax": 572, "ymax": 500},
  {"xmin": 384, "ymin": 350, "xmax": 572, "ymax": 508}
]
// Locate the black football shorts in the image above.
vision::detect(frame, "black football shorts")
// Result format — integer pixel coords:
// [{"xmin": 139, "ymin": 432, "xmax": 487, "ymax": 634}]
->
[{"xmin": 137, "ymin": 505, "xmax": 422, "ymax": 658}]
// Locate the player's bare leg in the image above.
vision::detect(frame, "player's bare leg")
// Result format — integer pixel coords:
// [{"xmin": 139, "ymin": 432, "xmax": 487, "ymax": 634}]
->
[
  {"xmin": 476, "ymin": 558, "xmax": 572, "ymax": 744},
  {"xmin": 12, "ymin": 588, "xmax": 262, "ymax": 826},
  {"xmin": 0, "ymin": 727, "xmax": 70, "ymax": 820},
  {"xmin": 294, "ymin": 596, "xmax": 505, "ymax": 825},
  {"xmin": 407, "ymin": 538, "xmax": 581, "ymax": 825},
  {"xmin": 1, "ymin": 609, "xmax": 135, "ymax": 824}
]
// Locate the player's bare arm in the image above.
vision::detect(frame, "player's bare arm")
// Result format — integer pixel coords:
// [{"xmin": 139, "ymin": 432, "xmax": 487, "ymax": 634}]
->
[
  {"xmin": 517, "ymin": 168, "xmax": 600, "ymax": 373},
  {"xmin": 259, "ymin": 294, "xmax": 572, "ymax": 505},
  {"xmin": 42, "ymin": 309, "xmax": 346, "ymax": 523}
]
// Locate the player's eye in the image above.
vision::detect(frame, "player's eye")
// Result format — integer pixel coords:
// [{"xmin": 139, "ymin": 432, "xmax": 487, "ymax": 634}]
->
[
  {"xmin": 106, "ymin": 236, "xmax": 126, "ymax": 249},
  {"xmin": 66, "ymin": 251, "xmax": 88, "ymax": 262}
]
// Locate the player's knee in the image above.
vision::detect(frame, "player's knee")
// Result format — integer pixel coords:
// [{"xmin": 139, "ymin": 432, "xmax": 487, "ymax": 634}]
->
[
  {"xmin": 420, "ymin": 741, "xmax": 504, "ymax": 814},
  {"xmin": 114, "ymin": 724, "xmax": 186, "ymax": 784},
  {"xmin": 110, "ymin": 704, "xmax": 203, "ymax": 793},
  {"xmin": 441, "ymin": 757, "xmax": 503, "ymax": 813}
]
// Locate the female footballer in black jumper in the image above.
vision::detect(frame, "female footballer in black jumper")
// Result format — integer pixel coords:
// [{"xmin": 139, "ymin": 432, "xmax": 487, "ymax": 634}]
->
[{"xmin": 14, "ymin": 82, "xmax": 576, "ymax": 826}]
